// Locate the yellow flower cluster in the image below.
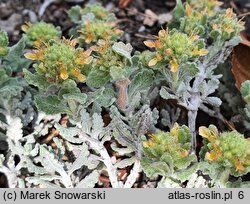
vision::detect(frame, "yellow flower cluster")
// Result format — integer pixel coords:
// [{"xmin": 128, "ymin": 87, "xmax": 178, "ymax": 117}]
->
[
  {"xmin": 199, "ymin": 125, "xmax": 250, "ymax": 173},
  {"xmin": 211, "ymin": 8, "xmax": 245, "ymax": 39},
  {"xmin": 22, "ymin": 22, "xmax": 61, "ymax": 46},
  {"xmin": 143, "ymin": 123, "xmax": 189, "ymax": 158},
  {"xmin": 144, "ymin": 29, "xmax": 208, "ymax": 72},
  {"xmin": 79, "ymin": 21, "xmax": 122, "ymax": 44},
  {"xmin": 188, "ymin": 0, "xmax": 223, "ymax": 16},
  {"xmin": 24, "ymin": 38, "xmax": 92, "ymax": 83}
]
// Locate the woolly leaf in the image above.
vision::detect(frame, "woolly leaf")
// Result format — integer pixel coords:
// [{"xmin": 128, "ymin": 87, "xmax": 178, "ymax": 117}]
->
[
  {"xmin": 35, "ymin": 95, "xmax": 67, "ymax": 115},
  {"xmin": 112, "ymin": 42, "xmax": 132, "ymax": 61},
  {"xmin": 39, "ymin": 145, "xmax": 72, "ymax": 188},
  {"xmin": 205, "ymin": 96, "xmax": 222, "ymax": 107},
  {"xmin": 63, "ymin": 92, "xmax": 87, "ymax": 105},
  {"xmin": 95, "ymin": 88, "xmax": 116, "ymax": 107},
  {"xmin": 68, "ymin": 143, "xmax": 89, "ymax": 175},
  {"xmin": 76, "ymin": 170, "xmax": 100, "ymax": 188},
  {"xmin": 160, "ymin": 86, "xmax": 178, "ymax": 100},
  {"xmin": 3, "ymin": 37, "xmax": 31, "ymax": 71},
  {"xmin": 128, "ymin": 69, "xmax": 154, "ymax": 98},
  {"xmin": 23, "ymin": 69, "xmax": 50, "ymax": 90},
  {"xmin": 6, "ymin": 117, "xmax": 23, "ymax": 143},
  {"xmin": 68, "ymin": 5, "xmax": 82, "ymax": 23},
  {"xmin": 114, "ymin": 157, "xmax": 135, "ymax": 168},
  {"xmin": 241, "ymin": 80, "xmax": 250, "ymax": 103},
  {"xmin": 85, "ymin": 87, "xmax": 104, "ymax": 107},
  {"xmin": 86, "ymin": 69, "xmax": 111, "ymax": 88},
  {"xmin": 54, "ymin": 123, "xmax": 82, "ymax": 144}
]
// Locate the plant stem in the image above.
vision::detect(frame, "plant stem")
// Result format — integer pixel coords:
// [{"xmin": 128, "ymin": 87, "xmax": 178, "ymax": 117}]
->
[
  {"xmin": 187, "ymin": 43, "xmax": 233, "ymax": 152},
  {"xmin": 188, "ymin": 110, "xmax": 198, "ymax": 153},
  {"xmin": 187, "ymin": 66, "xmax": 206, "ymax": 153},
  {"xmin": 81, "ymin": 133, "xmax": 121, "ymax": 188}
]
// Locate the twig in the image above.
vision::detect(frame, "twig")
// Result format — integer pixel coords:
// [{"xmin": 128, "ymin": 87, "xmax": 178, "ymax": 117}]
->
[
  {"xmin": 134, "ymin": 33, "xmax": 157, "ymax": 40},
  {"xmin": 39, "ymin": 0, "xmax": 58, "ymax": 17},
  {"xmin": 230, "ymin": 1, "xmax": 241, "ymax": 15},
  {"xmin": 187, "ymin": 44, "xmax": 233, "ymax": 153},
  {"xmin": 199, "ymin": 104, "xmax": 236, "ymax": 131},
  {"xmin": 238, "ymin": 12, "xmax": 250, "ymax": 18}
]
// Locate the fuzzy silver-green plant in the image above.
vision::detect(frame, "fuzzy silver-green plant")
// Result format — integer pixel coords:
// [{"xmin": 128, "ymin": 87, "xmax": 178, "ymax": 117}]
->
[
  {"xmin": 240, "ymin": 80, "xmax": 250, "ymax": 129},
  {"xmin": 68, "ymin": 4, "xmax": 122, "ymax": 44},
  {"xmin": 144, "ymin": 29, "xmax": 208, "ymax": 72},
  {"xmin": 199, "ymin": 125, "xmax": 250, "ymax": 187},
  {"xmin": 141, "ymin": 123, "xmax": 197, "ymax": 180},
  {"xmin": 144, "ymin": 0, "xmax": 244, "ymax": 153},
  {"xmin": 22, "ymin": 22, "xmax": 61, "ymax": 46},
  {"xmin": 24, "ymin": 37, "xmax": 92, "ymax": 83}
]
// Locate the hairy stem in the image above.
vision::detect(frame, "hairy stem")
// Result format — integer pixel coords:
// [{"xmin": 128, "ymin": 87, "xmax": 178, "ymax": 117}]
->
[
  {"xmin": 188, "ymin": 110, "xmax": 198, "ymax": 153},
  {"xmin": 187, "ymin": 44, "xmax": 233, "ymax": 153},
  {"xmin": 115, "ymin": 79, "xmax": 130, "ymax": 110}
]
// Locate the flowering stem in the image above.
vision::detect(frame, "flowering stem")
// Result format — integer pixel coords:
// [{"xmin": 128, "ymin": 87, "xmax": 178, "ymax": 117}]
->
[
  {"xmin": 172, "ymin": 71, "xmax": 179, "ymax": 92},
  {"xmin": 187, "ymin": 44, "xmax": 233, "ymax": 153}
]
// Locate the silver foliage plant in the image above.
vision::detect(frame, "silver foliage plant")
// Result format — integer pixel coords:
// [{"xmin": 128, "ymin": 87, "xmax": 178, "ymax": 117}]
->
[{"xmin": 0, "ymin": 0, "xmax": 249, "ymax": 188}]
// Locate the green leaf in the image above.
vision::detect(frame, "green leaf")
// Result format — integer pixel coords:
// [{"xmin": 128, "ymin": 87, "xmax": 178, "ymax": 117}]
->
[
  {"xmin": 3, "ymin": 37, "xmax": 31, "ymax": 71},
  {"xmin": 112, "ymin": 42, "xmax": 133, "ymax": 61},
  {"xmin": 174, "ymin": 163, "xmax": 199, "ymax": 183},
  {"xmin": 23, "ymin": 69, "xmax": 50, "ymax": 90},
  {"xmin": 109, "ymin": 66, "xmax": 129, "ymax": 81},
  {"xmin": 35, "ymin": 95, "xmax": 67, "ymax": 114},
  {"xmin": 95, "ymin": 88, "xmax": 116, "ymax": 107},
  {"xmin": 160, "ymin": 86, "xmax": 178, "ymax": 100},
  {"xmin": 86, "ymin": 68, "xmax": 111, "ymax": 88},
  {"xmin": 58, "ymin": 79, "xmax": 80, "ymax": 99},
  {"xmin": 63, "ymin": 92, "xmax": 87, "ymax": 105},
  {"xmin": 173, "ymin": 0, "xmax": 185, "ymax": 19},
  {"xmin": 68, "ymin": 5, "xmax": 82, "ymax": 23},
  {"xmin": 0, "ymin": 29, "xmax": 8, "ymax": 47},
  {"xmin": 205, "ymin": 96, "xmax": 222, "ymax": 107},
  {"xmin": 128, "ymin": 69, "xmax": 154, "ymax": 98},
  {"xmin": 241, "ymin": 80, "xmax": 250, "ymax": 103},
  {"xmin": 85, "ymin": 87, "xmax": 105, "ymax": 107}
]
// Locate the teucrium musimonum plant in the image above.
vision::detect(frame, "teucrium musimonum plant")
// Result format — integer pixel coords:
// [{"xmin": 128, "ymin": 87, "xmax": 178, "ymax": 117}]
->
[
  {"xmin": 199, "ymin": 125, "xmax": 250, "ymax": 187},
  {"xmin": 68, "ymin": 3, "xmax": 122, "ymax": 44},
  {"xmin": 21, "ymin": 21, "xmax": 61, "ymax": 46},
  {"xmin": 144, "ymin": 0, "xmax": 244, "ymax": 151},
  {"xmin": 141, "ymin": 123, "xmax": 198, "ymax": 183}
]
